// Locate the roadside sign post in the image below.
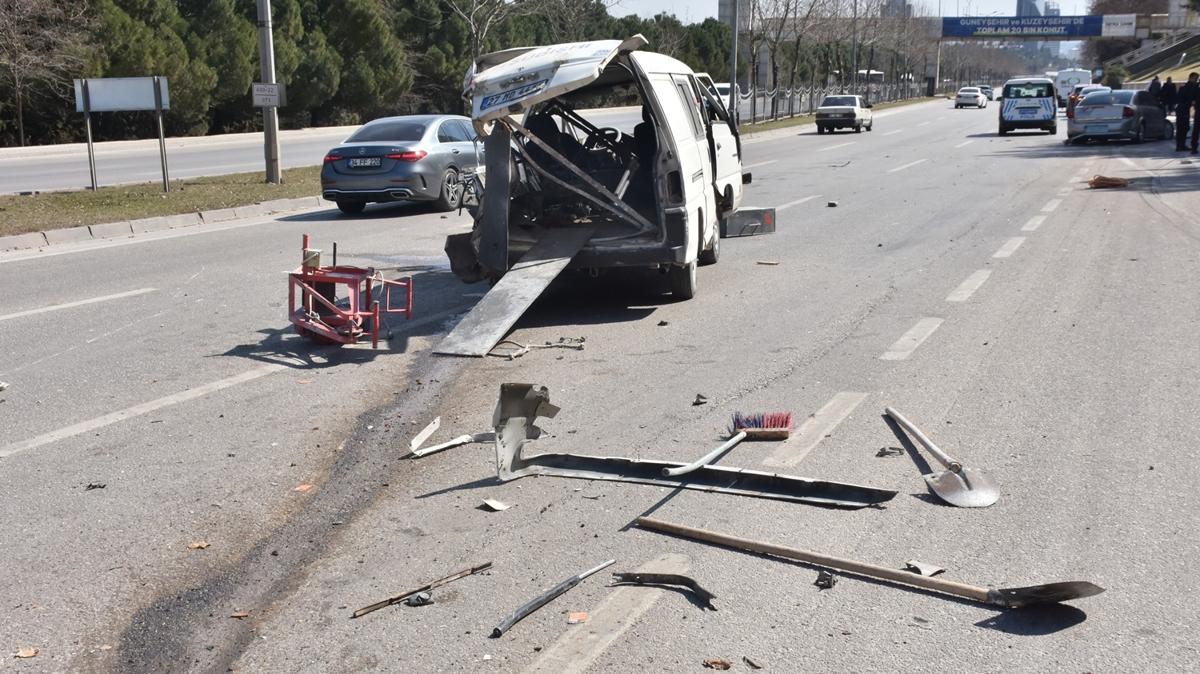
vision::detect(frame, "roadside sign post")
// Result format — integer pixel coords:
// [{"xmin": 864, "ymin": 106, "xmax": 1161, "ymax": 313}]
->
[
  {"xmin": 74, "ymin": 76, "xmax": 171, "ymax": 193},
  {"xmin": 154, "ymin": 76, "xmax": 169, "ymax": 192},
  {"xmin": 256, "ymin": 0, "xmax": 282, "ymax": 185},
  {"xmin": 81, "ymin": 80, "xmax": 98, "ymax": 191}
]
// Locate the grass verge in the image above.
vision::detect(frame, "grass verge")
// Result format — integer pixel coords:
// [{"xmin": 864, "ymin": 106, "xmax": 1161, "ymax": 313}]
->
[
  {"xmin": 740, "ymin": 96, "xmax": 940, "ymax": 136},
  {"xmin": 0, "ymin": 165, "xmax": 321, "ymax": 237}
]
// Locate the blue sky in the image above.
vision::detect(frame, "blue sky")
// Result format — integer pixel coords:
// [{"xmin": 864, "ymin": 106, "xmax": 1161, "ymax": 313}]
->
[{"xmin": 614, "ymin": 0, "xmax": 1092, "ymax": 22}]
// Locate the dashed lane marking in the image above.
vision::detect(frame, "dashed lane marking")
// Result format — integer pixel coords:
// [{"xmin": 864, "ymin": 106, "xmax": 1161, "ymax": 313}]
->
[
  {"xmin": 0, "ymin": 288, "xmax": 156, "ymax": 322},
  {"xmin": 743, "ymin": 159, "xmax": 779, "ymax": 170},
  {"xmin": 880, "ymin": 318, "xmax": 943, "ymax": 361},
  {"xmin": 763, "ymin": 392, "xmax": 869, "ymax": 467},
  {"xmin": 888, "ymin": 159, "xmax": 928, "ymax": 173},
  {"xmin": 883, "ymin": 129, "xmax": 904, "ymax": 136},
  {"xmin": 777, "ymin": 195, "xmax": 821, "ymax": 210},
  {"xmin": 817, "ymin": 142, "xmax": 856, "ymax": 152},
  {"xmin": 946, "ymin": 270, "xmax": 992, "ymax": 302},
  {"xmin": 1041, "ymin": 198, "xmax": 1062, "ymax": 213},
  {"xmin": 955, "ymin": 140, "xmax": 975, "ymax": 148},
  {"xmin": 993, "ymin": 237, "xmax": 1026, "ymax": 258},
  {"xmin": 1022, "ymin": 215, "xmax": 1047, "ymax": 232}
]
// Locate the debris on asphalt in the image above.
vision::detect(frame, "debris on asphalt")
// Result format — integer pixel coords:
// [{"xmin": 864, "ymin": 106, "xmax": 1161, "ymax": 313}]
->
[
  {"xmin": 410, "ymin": 416, "xmax": 441, "ymax": 451},
  {"xmin": 489, "ymin": 336, "xmax": 585, "ymax": 360},
  {"xmin": 755, "ymin": 260, "xmax": 780, "ymax": 266},
  {"xmin": 566, "ymin": 611, "xmax": 588, "ymax": 624},
  {"xmin": 352, "ymin": 562, "xmax": 493, "ymax": 619},
  {"xmin": 665, "ymin": 412, "xmax": 792, "ymax": 478},
  {"xmin": 884, "ymin": 407, "xmax": 999, "ymax": 508},
  {"xmin": 481, "ymin": 498, "xmax": 512, "ymax": 512},
  {"xmin": 904, "ymin": 560, "xmax": 946, "ymax": 577},
  {"xmin": 229, "ymin": 612, "xmax": 250, "ymax": 619},
  {"xmin": 85, "ymin": 483, "xmax": 106, "ymax": 491},
  {"xmin": 876, "ymin": 446, "xmax": 903, "ymax": 457},
  {"xmin": 491, "ymin": 559, "xmax": 614, "ymax": 638},
  {"xmin": 0, "ymin": 381, "xmax": 8, "ymax": 392},
  {"xmin": 827, "ymin": 200, "xmax": 839, "ymax": 207},
  {"xmin": 492, "ymin": 384, "xmax": 897, "ymax": 508},
  {"xmin": 1088, "ymin": 175, "xmax": 1129, "ymax": 189},
  {"xmin": 293, "ymin": 484, "xmax": 314, "ymax": 493},
  {"xmin": 14, "ymin": 647, "xmax": 39, "ymax": 658},
  {"xmin": 743, "ymin": 655, "xmax": 764, "ymax": 669},
  {"xmin": 815, "ymin": 568, "xmax": 838, "ymax": 589},
  {"xmin": 703, "ymin": 658, "xmax": 732, "ymax": 670},
  {"xmin": 409, "ymin": 432, "xmax": 494, "ymax": 458},
  {"xmin": 635, "ymin": 516, "xmax": 1106, "ymax": 609},
  {"xmin": 610, "ymin": 572, "xmax": 717, "ymax": 610},
  {"xmin": 403, "ymin": 592, "xmax": 434, "ymax": 607},
  {"xmin": 657, "ymin": 320, "xmax": 669, "ymax": 326},
  {"xmin": 187, "ymin": 541, "xmax": 210, "ymax": 550},
  {"xmin": 692, "ymin": 394, "xmax": 708, "ymax": 406}
]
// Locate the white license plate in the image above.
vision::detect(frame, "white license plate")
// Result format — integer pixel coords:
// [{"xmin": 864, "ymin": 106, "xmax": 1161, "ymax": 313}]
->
[
  {"xmin": 1085, "ymin": 125, "xmax": 1108, "ymax": 134},
  {"xmin": 348, "ymin": 157, "xmax": 381, "ymax": 168},
  {"xmin": 1018, "ymin": 108, "xmax": 1037, "ymax": 117}
]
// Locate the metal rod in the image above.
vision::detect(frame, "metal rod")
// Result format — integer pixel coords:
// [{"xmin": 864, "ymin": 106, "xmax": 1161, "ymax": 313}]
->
[
  {"xmin": 154, "ymin": 76, "xmax": 169, "ymax": 193},
  {"xmin": 490, "ymin": 559, "xmax": 615, "ymax": 638},
  {"xmin": 351, "ymin": 562, "xmax": 493, "ymax": 618},
  {"xmin": 663, "ymin": 431, "xmax": 746, "ymax": 477},
  {"xmin": 884, "ymin": 407, "xmax": 961, "ymax": 472},
  {"xmin": 82, "ymin": 80, "xmax": 98, "ymax": 191}
]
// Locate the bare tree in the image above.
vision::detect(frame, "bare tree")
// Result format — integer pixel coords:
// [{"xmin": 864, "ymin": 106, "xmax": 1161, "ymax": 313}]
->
[
  {"xmin": 442, "ymin": 0, "xmax": 534, "ymax": 66},
  {"xmin": 0, "ymin": 0, "xmax": 90, "ymax": 146},
  {"xmin": 540, "ymin": 0, "xmax": 622, "ymax": 43}
]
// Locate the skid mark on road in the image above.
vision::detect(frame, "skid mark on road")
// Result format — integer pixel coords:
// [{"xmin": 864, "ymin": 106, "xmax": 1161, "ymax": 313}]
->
[
  {"xmin": 992, "ymin": 237, "xmax": 1026, "ymax": 258},
  {"xmin": 880, "ymin": 318, "xmax": 943, "ymax": 361},
  {"xmin": 0, "ymin": 288, "xmax": 156, "ymax": 322},
  {"xmin": 1022, "ymin": 215, "xmax": 1047, "ymax": 232},
  {"xmin": 777, "ymin": 195, "xmax": 821, "ymax": 210},
  {"xmin": 524, "ymin": 553, "xmax": 689, "ymax": 674},
  {"xmin": 888, "ymin": 159, "xmax": 928, "ymax": 173},
  {"xmin": 946, "ymin": 270, "xmax": 992, "ymax": 302},
  {"xmin": 762, "ymin": 392, "xmax": 868, "ymax": 467}
]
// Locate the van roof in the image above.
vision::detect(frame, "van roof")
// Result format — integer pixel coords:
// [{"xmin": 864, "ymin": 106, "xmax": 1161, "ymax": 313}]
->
[{"xmin": 1003, "ymin": 77, "xmax": 1053, "ymax": 84}]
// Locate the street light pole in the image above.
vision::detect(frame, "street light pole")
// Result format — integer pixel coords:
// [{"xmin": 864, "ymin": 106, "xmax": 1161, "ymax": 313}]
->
[
  {"xmin": 729, "ymin": 0, "xmax": 740, "ymax": 125},
  {"xmin": 934, "ymin": 0, "xmax": 943, "ymax": 96},
  {"xmin": 256, "ymin": 0, "xmax": 281, "ymax": 184},
  {"xmin": 851, "ymin": 0, "xmax": 859, "ymax": 94}
]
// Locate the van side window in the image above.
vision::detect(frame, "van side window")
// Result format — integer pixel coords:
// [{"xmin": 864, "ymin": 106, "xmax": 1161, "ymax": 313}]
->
[{"xmin": 671, "ymin": 75, "xmax": 705, "ymax": 140}]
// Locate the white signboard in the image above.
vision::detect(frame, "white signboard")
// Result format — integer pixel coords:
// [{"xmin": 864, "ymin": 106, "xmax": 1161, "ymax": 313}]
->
[
  {"xmin": 1102, "ymin": 14, "xmax": 1137, "ymax": 37},
  {"xmin": 74, "ymin": 77, "xmax": 169, "ymax": 112},
  {"xmin": 252, "ymin": 82, "xmax": 286, "ymax": 107}
]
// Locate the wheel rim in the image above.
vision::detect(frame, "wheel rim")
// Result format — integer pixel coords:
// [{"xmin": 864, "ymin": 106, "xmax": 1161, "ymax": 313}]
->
[{"xmin": 445, "ymin": 171, "xmax": 461, "ymax": 205}]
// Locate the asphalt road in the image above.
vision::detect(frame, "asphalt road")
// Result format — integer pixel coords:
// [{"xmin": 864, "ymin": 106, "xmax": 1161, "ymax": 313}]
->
[{"xmin": 3, "ymin": 99, "xmax": 1200, "ymax": 673}]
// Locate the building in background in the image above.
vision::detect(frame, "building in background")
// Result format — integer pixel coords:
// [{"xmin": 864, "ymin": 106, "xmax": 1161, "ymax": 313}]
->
[
  {"xmin": 1015, "ymin": 0, "xmax": 1041, "ymax": 17},
  {"xmin": 881, "ymin": 0, "xmax": 914, "ymax": 18},
  {"xmin": 1044, "ymin": 1, "xmax": 1061, "ymax": 57}
]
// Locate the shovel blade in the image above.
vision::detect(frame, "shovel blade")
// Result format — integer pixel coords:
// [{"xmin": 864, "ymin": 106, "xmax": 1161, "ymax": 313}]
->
[
  {"xmin": 923, "ymin": 467, "xmax": 999, "ymax": 508},
  {"xmin": 988, "ymin": 581, "xmax": 1106, "ymax": 608}
]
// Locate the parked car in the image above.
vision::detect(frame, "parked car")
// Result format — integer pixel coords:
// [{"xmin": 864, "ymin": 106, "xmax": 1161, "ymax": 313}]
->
[
  {"xmin": 998, "ymin": 77, "xmax": 1058, "ymax": 135},
  {"xmin": 1067, "ymin": 89, "xmax": 1174, "ymax": 143},
  {"xmin": 815, "ymin": 95, "xmax": 873, "ymax": 134},
  {"xmin": 1066, "ymin": 84, "xmax": 1110, "ymax": 120},
  {"xmin": 977, "ymin": 84, "xmax": 994, "ymax": 100},
  {"xmin": 320, "ymin": 114, "xmax": 480, "ymax": 215},
  {"xmin": 956, "ymin": 87, "xmax": 988, "ymax": 108}
]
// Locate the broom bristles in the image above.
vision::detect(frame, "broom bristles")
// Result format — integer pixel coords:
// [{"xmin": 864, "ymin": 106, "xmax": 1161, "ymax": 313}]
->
[{"xmin": 731, "ymin": 411, "xmax": 793, "ymax": 433}]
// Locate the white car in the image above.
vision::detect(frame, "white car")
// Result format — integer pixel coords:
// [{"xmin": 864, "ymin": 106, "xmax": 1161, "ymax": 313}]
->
[
  {"xmin": 955, "ymin": 87, "xmax": 987, "ymax": 108},
  {"xmin": 815, "ymin": 95, "xmax": 873, "ymax": 134}
]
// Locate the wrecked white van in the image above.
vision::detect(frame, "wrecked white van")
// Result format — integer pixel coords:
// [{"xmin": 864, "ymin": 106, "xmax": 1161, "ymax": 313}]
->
[{"xmin": 445, "ymin": 35, "xmax": 770, "ymax": 301}]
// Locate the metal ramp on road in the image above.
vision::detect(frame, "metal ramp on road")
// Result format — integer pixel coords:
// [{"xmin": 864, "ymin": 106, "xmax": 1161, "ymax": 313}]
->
[{"xmin": 434, "ymin": 227, "xmax": 594, "ymax": 357}]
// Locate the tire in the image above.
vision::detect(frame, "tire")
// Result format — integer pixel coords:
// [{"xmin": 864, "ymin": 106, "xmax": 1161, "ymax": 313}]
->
[
  {"xmin": 817, "ymin": 125, "xmax": 825, "ymax": 135},
  {"xmin": 998, "ymin": 126, "xmax": 1008, "ymax": 136},
  {"xmin": 336, "ymin": 200, "xmax": 365, "ymax": 216},
  {"xmin": 699, "ymin": 225, "xmax": 720, "ymax": 266},
  {"xmin": 867, "ymin": 121, "xmax": 874, "ymax": 131},
  {"xmin": 1163, "ymin": 120, "xmax": 1175, "ymax": 141},
  {"xmin": 1048, "ymin": 124, "xmax": 1058, "ymax": 135},
  {"xmin": 955, "ymin": 104, "xmax": 961, "ymax": 109},
  {"xmin": 1132, "ymin": 121, "xmax": 1145, "ymax": 144},
  {"xmin": 854, "ymin": 124, "xmax": 862, "ymax": 133},
  {"xmin": 433, "ymin": 168, "xmax": 461, "ymax": 211}
]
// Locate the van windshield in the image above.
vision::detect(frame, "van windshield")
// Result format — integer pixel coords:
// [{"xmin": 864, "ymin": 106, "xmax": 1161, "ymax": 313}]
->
[
  {"xmin": 1003, "ymin": 82, "xmax": 1053, "ymax": 99},
  {"xmin": 821, "ymin": 96, "xmax": 858, "ymax": 107}
]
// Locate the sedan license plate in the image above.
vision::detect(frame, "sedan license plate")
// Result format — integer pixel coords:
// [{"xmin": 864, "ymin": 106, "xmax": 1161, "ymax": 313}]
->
[
  {"xmin": 1085, "ymin": 125, "xmax": 1107, "ymax": 134},
  {"xmin": 348, "ymin": 157, "xmax": 381, "ymax": 168}
]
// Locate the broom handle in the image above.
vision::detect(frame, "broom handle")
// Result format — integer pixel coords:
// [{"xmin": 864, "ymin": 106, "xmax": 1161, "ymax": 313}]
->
[
  {"xmin": 635, "ymin": 517, "xmax": 993, "ymax": 604},
  {"xmin": 884, "ymin": 407, "xmax": 962, "ymax": 473},
  {"xmin": 662, "ymin": 432, "xmax": 746, "ymax": 477}
]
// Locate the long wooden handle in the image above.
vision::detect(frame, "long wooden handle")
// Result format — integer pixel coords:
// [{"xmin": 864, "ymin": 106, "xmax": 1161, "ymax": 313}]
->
[
  {"xmin": 884, "ymin": 407, "xmax": 962, "ymax": 472},
  {"xmin": 635, "ymin": 517, "xmax": 992, "ymax": 604}
]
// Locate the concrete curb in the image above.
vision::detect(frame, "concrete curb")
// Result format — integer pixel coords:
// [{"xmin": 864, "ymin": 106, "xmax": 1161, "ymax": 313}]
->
[{"xmin": 0, "ymin": 196, "xmax": 330, "ymax": 253}]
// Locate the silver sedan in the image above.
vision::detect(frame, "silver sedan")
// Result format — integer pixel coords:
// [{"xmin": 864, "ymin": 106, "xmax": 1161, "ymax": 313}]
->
[
  {"xmin": 1067, "ymin": 90, "xmax": 1173, "ymax": 144},
  {"xmin": 320, "ymin": 114, "xmax": 481, "ymax": 215}
]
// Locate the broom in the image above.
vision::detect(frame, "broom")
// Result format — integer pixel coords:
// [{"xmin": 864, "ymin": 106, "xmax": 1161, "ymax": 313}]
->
[{"xmin": 663, "ymin": 411, "xmax": 793, "ymax": 477}]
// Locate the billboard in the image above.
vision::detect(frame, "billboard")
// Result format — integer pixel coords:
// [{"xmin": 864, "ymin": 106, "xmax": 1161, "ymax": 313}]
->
[
  {"xmin": 74, "ymin": 77, "xmax": 170, "ymax": 113},
  {"xmin": 942, "ymin": 14, "xmax": 1136, "ymax": 38}
]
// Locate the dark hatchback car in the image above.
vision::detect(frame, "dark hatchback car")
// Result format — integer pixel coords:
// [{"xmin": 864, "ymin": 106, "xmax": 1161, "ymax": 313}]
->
[{"xmin": 320, "ymin": 114, "xmax": 481, "ymax": 215}]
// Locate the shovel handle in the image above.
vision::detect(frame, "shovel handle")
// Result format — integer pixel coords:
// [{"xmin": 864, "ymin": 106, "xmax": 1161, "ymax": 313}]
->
[
  {"xmin": 884, "ymin": 407, "xmax": 961, "ymax": 472},
  {"xmin": 663, "ymin": 432, "xmax": 747, "ymax": 477},
  {"xmin": 635, "ymin": 517, "xmax": 994, "ymax": 605}
]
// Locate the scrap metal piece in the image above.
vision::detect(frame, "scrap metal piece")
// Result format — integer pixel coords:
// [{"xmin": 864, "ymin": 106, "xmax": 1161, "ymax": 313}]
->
[
  {"xmin": 723, "ymin": 207, "xmax": 777, "ymax": 237},
  {"xmin": 351, "ymin": 562, "xmax": 493, "ymax": 618},
  {"xmin": 814, "ymin": 568, "xmax": 837, "ymax": 589},
  {"xmin": 904, "ymin": 560, "xmax": 946, "ymax": 577},
  {"xmin": 409, "ymin": 416, "xmax": 441, "ymax": 451},
  {"xmin": 403, "ymin": 592, "xmax": 433, "ymax": 607},
  {"xmin": 491, "ymin": 559, "xmax": 615, "ymax": 638},
  {"xmin": 493, "ymin": 384, "xmax": 896, "ymax": 509},
  {"xmin": 409, "ymin": 432, "xmax": 494, "ymax": 459},
  {"xmin": 610, "ymin": 572, "xmax": 717, "ymax": 610}
]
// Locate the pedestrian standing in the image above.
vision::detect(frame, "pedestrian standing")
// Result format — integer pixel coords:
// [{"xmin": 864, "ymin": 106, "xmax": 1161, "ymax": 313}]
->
[
  {"xmin": 1148, "ymin": 75, "xmax": 1162, "ymax": 102},
  {"xmin": 1174, "ymin": 72, "xmax": 1198, "ymax": 152},
  {"xmin": 1161, "ymin": 76, "xmax": 1177, "ymax": 112}
]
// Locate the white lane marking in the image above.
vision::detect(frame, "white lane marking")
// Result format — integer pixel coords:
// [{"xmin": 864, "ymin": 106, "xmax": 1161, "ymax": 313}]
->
[
  {"xmin": 817, "ymin": 142, "xmax": 856, "ymax": 152},
  {"xmin": 743, "ymin": 159, "xmax": 778, "ymax": 170},
  {"xmin": 946, "ymin": 270, "xmax": 992, "ymax": 302},
  {"xmin": 0, "ymin": 364, "xmax": 286, "ymax": 458},
  {"xmin": 883, "ymin": 129, "xmax": 904, "ymax": 136},
  {"xmin": 992, "ymin": 237, "xmax": 1026, "ymax": 258},
  {"xmin": 1041, "ymin": 198, "xmax": 1062, "ymax": 213},
  {"xmin": 777, "ymin": 195, "xmax": 820, "ymax": 210},
  {"xmin": 917, "ymin": 121, "xmax": 931, "ymax": 127},
  {"xmin": 1022, "ymin": 215, "xmax": 1047, "ymax": 232},
  {"xmin": 1057, "ymin": 187, "xmax": 1072, "ymax": 195},
  {"xmin": 762, "ymin": 392, "xmax": 868, "ymax": 467},
  {"xmin": 1118, "ymin": 156, "xmax": 1140, "ymax": 169},
  {"xmin": 524, "ymin": 553, "xmax": 689, "ymax": 674},
  {"xmin": 955, "ymin": 140, "xmax": 975, "ymax": 148},
  {"xmin": 888, "ymin": 158, "xmax": 928, "ymax": 173},
  {"xmin": 0, "ymin": 288, "xmax": 156, "ymax": 322},
  {"xmin": 880, "ymin": 317, "xmax": 943, "ymax": 361}
]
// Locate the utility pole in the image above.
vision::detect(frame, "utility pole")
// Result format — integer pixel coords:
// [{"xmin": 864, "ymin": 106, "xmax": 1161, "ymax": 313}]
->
[
  {"xmin": 729, "ymin": 0, "xmax": 740, "ymax": 125},
  {"xmin": 256, "ymin": 0, "xmax": 281, "ymax": 184},
  {"xmin": 934, "ymin": 0, "xmax": 943, "ymax": 96},
  {"xmin": 851, "ymin": 0, "xmax": 859, "ymax": 95}
]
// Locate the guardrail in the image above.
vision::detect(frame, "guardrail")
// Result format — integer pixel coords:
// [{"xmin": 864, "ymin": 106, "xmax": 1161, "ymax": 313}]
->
[{"xmin": 733, "ymin": 82, "xmax": 926, "ymax": 125}]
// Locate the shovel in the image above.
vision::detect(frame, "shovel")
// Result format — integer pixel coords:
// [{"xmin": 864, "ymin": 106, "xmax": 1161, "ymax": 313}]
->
[{"xmin": 884, "ymin": 407, "xmax": 999, "ymax": 508}]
